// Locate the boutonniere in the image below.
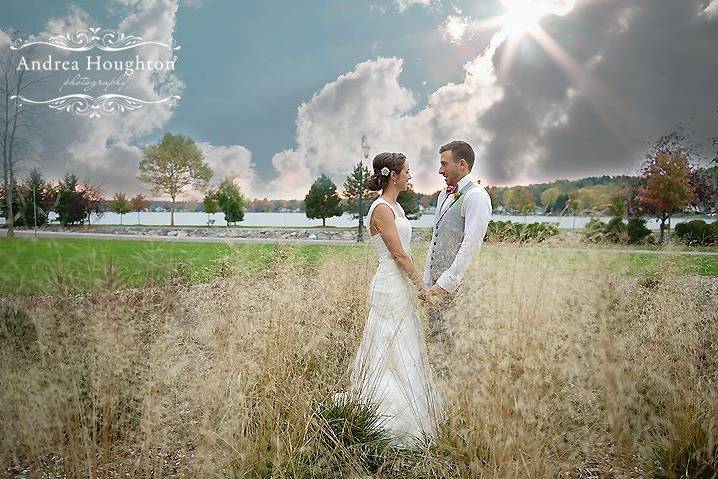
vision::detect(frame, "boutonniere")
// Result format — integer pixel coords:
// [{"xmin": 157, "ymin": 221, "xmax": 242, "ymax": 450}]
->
[{"xmin": 453, "ymin": 191, "xmax": 462, "ymax": 201}]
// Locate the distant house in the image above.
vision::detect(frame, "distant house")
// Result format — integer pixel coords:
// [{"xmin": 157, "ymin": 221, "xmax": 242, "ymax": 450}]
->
[{"xmin": 153, "ymin": 206, "xmax": 167, "ymax": 212}]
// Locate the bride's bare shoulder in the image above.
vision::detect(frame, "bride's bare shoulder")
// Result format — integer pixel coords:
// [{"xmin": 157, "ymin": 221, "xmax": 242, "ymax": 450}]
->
[{"xmin": 369, "ymin": 202, "xmax": 395, "ymax": 235}]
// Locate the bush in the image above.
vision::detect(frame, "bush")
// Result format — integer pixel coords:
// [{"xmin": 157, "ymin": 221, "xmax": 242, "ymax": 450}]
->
[
  {"xmin": 674, "ymin": 220, "xmax": 717, "ymax": 246},
  {"xmin": 486, "ymin": 220, "xmax": 559, "ymax": 243},
  {"xmin": 604, "ymin": 217, "xmax": 629, "ymax": 243},
  {"xmin": 584, "ymin": 217, "xmax": 654, "ymax": 245},
  {"xmin": 582, "ymin": 218, "xmax": 608, "ymax": 243},
  {"xmin": 627, "ymin": 218, "xmax": 653, "ymax": 244}
]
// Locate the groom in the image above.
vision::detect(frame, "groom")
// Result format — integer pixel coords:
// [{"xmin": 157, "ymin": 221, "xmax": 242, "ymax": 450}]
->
[{"xmin": 422, "ymin": 140, "xmax": 492, "ymax": 347}]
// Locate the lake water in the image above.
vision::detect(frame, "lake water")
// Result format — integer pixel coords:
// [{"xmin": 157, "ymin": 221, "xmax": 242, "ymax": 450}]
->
[{"xmin": 15, "ymin": 211, "xmax": 712, "ymax": 230}]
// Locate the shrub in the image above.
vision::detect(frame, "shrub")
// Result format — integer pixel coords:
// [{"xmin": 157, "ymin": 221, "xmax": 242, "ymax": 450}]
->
[
  {"xmin": 627, "ymin": 218, "xmax": 653, "ymax": 244},
  {"xmin": 584, "ymin": 217, "xmax": 654, "ymax": 245},
  {"xmin": 674, "ymin": 220, "xmax": 717, "ymax": 246},
  {"xmin": 582, "ymin": 218, "xmax": 608, "ymax": 243},
  {"xmin": 604, "ymin": 217, "xmax": 629, "ymax": 243},
  {"xmin": 486, "ymin": 220, "xmax": 559, "ymax": 243}
]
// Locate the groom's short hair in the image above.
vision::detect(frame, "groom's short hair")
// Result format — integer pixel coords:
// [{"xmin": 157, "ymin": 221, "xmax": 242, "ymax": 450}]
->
[{"xmin": 439, "ymin": 140, "xmax": 474, "ymax": 171}]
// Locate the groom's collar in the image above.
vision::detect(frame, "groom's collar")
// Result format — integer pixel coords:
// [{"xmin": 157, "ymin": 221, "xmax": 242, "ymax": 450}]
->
[{"xmin": 456, "ymin": 173, "xmax": 473, "ymax": 190}]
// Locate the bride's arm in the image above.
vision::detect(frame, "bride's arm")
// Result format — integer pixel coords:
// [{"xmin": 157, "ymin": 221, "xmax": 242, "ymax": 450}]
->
[{"xmin": 371, "ymin": 204, "xmax": 430, "ymax": 296}]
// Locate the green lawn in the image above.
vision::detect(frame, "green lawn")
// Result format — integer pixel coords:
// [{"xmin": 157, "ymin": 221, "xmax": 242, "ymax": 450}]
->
[
  {"xmin": 1, "ymin": 237, "xmax": 716, "ymax": 295},
  {"xmin": 0, "ymin": 237, "xmax": 363, "ymax": 295}
]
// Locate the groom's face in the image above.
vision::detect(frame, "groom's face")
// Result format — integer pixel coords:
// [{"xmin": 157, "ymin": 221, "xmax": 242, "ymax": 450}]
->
[{"xmin": 439, "ymin": 150, "xmax": 462, "ymax": 187}]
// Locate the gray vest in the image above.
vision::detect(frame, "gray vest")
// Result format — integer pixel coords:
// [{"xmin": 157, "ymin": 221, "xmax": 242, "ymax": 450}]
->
[{"xmin": 428, "ymin": 181, "xmax": 477, "ymax": 286}]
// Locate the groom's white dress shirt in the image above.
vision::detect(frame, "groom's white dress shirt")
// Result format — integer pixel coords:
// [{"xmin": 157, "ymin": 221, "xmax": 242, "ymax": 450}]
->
[{"xmin": 422, "ymin": 173, "xmax": 492, "ymax": 294}]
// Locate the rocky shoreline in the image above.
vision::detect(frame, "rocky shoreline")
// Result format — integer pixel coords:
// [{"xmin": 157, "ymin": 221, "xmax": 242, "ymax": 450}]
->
[{"xmin": 10, "ymin": 224, "xmax": 408, "ymax": 242}]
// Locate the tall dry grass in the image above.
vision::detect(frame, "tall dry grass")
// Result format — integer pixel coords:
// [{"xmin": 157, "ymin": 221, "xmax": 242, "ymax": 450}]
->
[{"xmin": 1, "ymin": 245, "xmax": 717, "ymax": 478}]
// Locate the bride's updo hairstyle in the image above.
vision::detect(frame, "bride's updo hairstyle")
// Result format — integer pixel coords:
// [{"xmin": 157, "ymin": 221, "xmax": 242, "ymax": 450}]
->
[{"xmin": 367, "ymin": 152, "xmax": 406, "ymax": 192}]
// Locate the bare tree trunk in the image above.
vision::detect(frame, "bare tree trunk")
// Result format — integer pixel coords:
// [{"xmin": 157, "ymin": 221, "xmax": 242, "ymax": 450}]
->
[
  {"xmin": 170, "ymin": 196, "xmax": 176, "ymax": 226},
  {"xmin": 2, "ymin": 54, "xmax": 14, "ymax": 238},
  {"xmin": 1, "ymin": 40, "xmax": 43, "ymax": 238}
]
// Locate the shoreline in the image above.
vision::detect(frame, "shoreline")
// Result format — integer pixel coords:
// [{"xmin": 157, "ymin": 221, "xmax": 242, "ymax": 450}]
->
[{"xmin": 3, "ymin": 227, "xmax": 718, "ymax": 255}]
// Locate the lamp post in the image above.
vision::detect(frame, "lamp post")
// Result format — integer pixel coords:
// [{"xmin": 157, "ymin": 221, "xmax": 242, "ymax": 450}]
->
[
  {"xmin": 358, "ymin": 134, "xmax": 371, "ymax": 242},
  {"xmin": 32, "ymin": 180, "xmax": 37, "ymax": 237}
]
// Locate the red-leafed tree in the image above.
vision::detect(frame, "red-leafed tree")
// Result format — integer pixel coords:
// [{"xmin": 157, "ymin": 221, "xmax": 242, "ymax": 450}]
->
[{"xmin": 637, "ymin": 150, "xmax": 695, "ymax": 243}]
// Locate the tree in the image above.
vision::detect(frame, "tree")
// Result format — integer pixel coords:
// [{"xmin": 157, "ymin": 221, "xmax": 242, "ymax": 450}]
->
[
  {"xmin": 0, "ymin": 168, "xmax": 55, "ymax": 227},
  {"xmin": 111, "ymin": 193, "xmax": 131, "ymax": 225},
  {"xmin": 1, "ymin": 33, "xmax": 46, "ymax": 237},
  {"xmin": 553, "ymin": 193, "xmax": 569, "ymax": 214},
  {"xmin": 637, "ymin": 151, "xmax": 695, "ymax": 243},
  {"xmin": 55, "ymin": 174, "xmax": 87, "ymax": 226},
  {"xmin": 689, "ymin": 167, "xmax": 716, "ymax": 214},
  {"xmin": 486, "ymin": 186, "xmax": 502, "ymax": 212},
  {"xmin": 540, "ymin": 187, "xmax": 561, "ymax": 212},
  {"xmin": 130, "ymin": 194, "xmax": 149, "ymax": 224},
  {"xmin": 607, "ymin": 194, "xmax": 627, "ymax": 218},
  {"xmin": 138, "ymin": 133, "xmax": 212, "ymax": 226},
  {"xmin": 342, "ymin": 163, "xmax": 377, "ymax": 218},
  {"xmin": 215, "ymin": 178, "xmax": 245, "ymax": 226},
  {"xmin": 305, "ymin": 174, "xmax": 342, "ymax": 226},
  {"xmin": 80, "ymin": 180, "xmax": 105, "ymax": 225},
  {"xmin": 397, "ymin": 183, "xmax": 421, "ymax": 220},
  {"xmin": 203, "ymin": 189, "xmax": 220, "ymax": 226},
  {"xmin": 503, "ymin": 186, "xmax": 535, "ymax": 221}
]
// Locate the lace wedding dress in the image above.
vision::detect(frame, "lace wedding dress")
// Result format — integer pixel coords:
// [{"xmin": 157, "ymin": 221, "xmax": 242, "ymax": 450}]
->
[{"xmin": 341, "ymin": 196, "xmax": 445, "ymax": 449}]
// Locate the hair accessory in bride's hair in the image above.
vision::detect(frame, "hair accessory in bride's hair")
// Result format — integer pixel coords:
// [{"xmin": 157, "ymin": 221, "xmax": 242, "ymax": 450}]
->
[{"xmin": 380, "ymin": 167, "xmax": 390, "ymax": 176}]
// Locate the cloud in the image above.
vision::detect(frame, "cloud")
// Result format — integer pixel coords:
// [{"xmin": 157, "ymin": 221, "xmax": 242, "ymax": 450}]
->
[
  {"xmin": 702, "ymin": 0, "xmax": 718, "ymax": 18},
  {"xmin": 267, "ymin": 0, "xmax": 718, "ymax": 198},
  {"xmin": 440, "ymin": 15, "xmax": 494, "ymax": 44},
  {"xmin": 3, "ymin": 0, "xmax": 191, "ymax": 200},
  {"xmin": 192, "ymin": 142, "xmax": 258, "ymax": 199},
  {"xmin": 395, "ymin": 0, "xmax": 436, "ymax": 12},
  {"xmin": 267, "ymin": 39, "xmax": 505, "ymax": 198}
]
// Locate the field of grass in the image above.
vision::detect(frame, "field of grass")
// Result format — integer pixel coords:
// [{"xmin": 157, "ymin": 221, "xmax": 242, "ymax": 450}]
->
[
  {"xmin": 1, "ymin": 237, "xmax": 717, "ymax": 296},
  {"xmin": 0, "ymin": 237, "xmax": 364, "ymax": 295},
  {"xmin": 1, "ymin": 238, "xmax": 717, "ymax": 477}
]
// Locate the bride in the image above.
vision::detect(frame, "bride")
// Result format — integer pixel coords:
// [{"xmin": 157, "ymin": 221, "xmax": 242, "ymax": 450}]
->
[{"xmin": 340, "ymin": 151, "xmax": 446, "ymax": 450}]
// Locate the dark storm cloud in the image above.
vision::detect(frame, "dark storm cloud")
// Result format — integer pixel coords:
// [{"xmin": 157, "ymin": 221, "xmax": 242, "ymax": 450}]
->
[{"xmin": 482, "ymin": 0, "xmax": 718, "ymax": 184}]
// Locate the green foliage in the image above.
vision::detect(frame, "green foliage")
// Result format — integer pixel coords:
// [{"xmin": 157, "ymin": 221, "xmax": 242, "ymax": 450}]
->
[
  {"xmin": 304, "ymin": 174, "xmax": 343, "ymax": 226},
  {"xmin": 627, "ymin": 218, "xmax": 653, "ymax": 244},
  {"xmin": 342, "ymin": 163, "xmax": 376, "ymax": 218},
  {"xmin": 56, "ymin": 174, "xmax": 88, "ymax": 226},
  {"xmin": 215, "ymin": 178, "xmax": 245, "ymax": 225},
  {"xmin": 604, "ymin": 217, "xmax": 629, "ymax": 243},
  {"xmin": 111, "ymin": 193, "xmax": 131, "ymax": 224},
  {"xmin": 397, "ymin": 183, "xmax": 420, "ymax": 220},
  {"xmin": 138, "ymin": 132, "xmax": 213, "ymax": 225},
  {"xmin": 486, "ymin": 220, "xmax": 559, "ymax": 243},
  {"xmin": 502, "ymin": 186, "xmax": 535, "ymax": 213},
  {"xmin": 0, "ymin": 168, "xmax": 55, "ymax": 227},
  {"xmin": 674, "ymin": 220, "xmax": 718, "ymax": 246},
  {"xmin": 309, "ymin": 394, "xmax": 393, "ymax": 473},
  {"xmin": 583, "ymin": 218, "xmax": 608, "ymax": 243},
  {"xmin": 584, "ymin": 217, "xmax": 655, "ymax": 244},
  {"xmin": 202, "ymin": 191, "xmax": 220, "ymax": 214}
]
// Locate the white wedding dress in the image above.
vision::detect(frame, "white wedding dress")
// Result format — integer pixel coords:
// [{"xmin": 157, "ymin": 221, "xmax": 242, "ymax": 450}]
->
[{"xmin": 343, "ymin": 196, "xmax": 445, "ymax": 449}]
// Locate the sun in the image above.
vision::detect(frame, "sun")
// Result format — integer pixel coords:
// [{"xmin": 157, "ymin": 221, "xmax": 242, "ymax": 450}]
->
[{"xmin": 500, "ymin": 0, "xmax": 575, "ymax": 37}]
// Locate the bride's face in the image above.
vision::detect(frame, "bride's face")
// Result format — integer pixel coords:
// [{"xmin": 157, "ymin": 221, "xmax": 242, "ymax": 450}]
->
[{"xmin": 395, "ymin": 161, "xmax": 411, "ymax": 191}]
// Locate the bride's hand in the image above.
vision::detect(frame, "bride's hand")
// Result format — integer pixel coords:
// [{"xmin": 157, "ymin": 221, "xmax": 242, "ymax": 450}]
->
[{"xmin": 418, "ymin": 284, "xmax": 436, "ymax": 304}]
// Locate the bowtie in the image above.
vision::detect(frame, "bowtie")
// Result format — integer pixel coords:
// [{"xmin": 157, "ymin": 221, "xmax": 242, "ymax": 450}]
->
[{"xmin": 445, "ymin": 185, "xmax": 457, "ymax": 195}]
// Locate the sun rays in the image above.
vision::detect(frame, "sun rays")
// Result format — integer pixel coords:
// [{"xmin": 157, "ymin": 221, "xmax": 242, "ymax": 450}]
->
[{"xmin": 448, "ymin": 0, "xmax": 648, "ymax": 150}]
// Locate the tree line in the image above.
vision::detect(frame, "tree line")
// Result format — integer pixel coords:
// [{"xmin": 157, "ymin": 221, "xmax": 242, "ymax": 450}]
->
[{"xmin": 2, "ymin": 128, "xmax": 717, "ymax": 239}]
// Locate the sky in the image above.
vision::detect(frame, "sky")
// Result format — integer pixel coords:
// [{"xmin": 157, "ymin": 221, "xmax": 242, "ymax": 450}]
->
[{"xmin": 1, "ymin": 0, "xmax": 717, "ymax": 200}]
